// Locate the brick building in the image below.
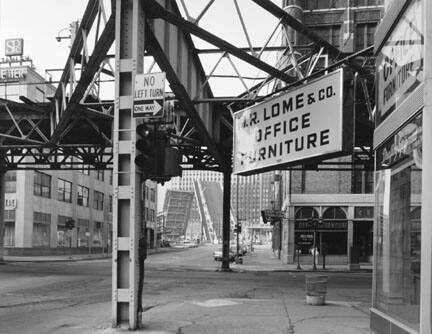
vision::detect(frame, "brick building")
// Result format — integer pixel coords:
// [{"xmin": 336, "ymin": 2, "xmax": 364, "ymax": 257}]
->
[{"xmin": 277, "ymin": 0, "xmax": 383, "ymax": 265}]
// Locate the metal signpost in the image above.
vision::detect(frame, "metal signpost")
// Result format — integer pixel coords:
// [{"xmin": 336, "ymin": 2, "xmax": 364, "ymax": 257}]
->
[{"xmin": 112, "ymin": 0, "xmax": 144, "ymax": 329}]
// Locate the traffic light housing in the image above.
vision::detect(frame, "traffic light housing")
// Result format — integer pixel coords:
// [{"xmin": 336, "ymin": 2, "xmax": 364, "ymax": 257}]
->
[
  {"xmin": 135, "ymin": 122, "xmax": 181, "ymax": 183},
  {"xmin": 135, "ymin": 123, "xmax": 158, "ymax": 176}
]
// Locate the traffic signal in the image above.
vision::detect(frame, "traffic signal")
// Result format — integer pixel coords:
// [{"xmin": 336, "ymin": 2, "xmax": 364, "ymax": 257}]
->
[
  {"xmin": 135, "ymin": 123, "xmax": 157, "ymax": 175},
  {"xmin": 135, "ymin": 122, "xmax": 182, "ymax": 183},
  {"xmin": 236, "ymin": 223, "xmax": 242, "ymax": 234}
]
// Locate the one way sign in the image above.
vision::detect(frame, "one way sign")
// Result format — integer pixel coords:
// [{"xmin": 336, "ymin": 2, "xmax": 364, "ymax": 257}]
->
[{"xmin": 133, "ymin": 72, "xmax": 166, "ymax": 118}]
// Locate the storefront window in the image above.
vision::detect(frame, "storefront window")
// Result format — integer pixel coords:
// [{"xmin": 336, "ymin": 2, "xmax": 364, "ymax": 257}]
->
[
  {"xmin": 295, "ymin": 207, "xmax": 348, "ymax": 255},
  {"xmin": 32, "ymin": 211, "xmax": 51, "ymax": 247},
  {"xmin": 321, "ymin": 207, "xmax": 348, "ymax": 255},
  {"xmin": 374, "ymin": 115, "xmax": 422, "ymax": 330},
  {"xmin": 77, "ymin": 219, "xmax": 89, "ymax": 247},
  {"xmin": 93, "ymin": 222, "xmax": 102, "ymax": 246}
]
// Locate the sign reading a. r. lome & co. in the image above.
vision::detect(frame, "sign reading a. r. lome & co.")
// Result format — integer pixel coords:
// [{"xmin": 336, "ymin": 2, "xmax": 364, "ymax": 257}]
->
[{"xmin": 233, "ymin": 69, "xmax": 344, "ymax": 175}]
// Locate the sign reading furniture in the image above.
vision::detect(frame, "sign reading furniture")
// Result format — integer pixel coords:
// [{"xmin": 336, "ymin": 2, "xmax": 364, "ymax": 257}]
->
[{"xmin": 233, "ymin": 69, "xmax": 345, "ymax": 175}]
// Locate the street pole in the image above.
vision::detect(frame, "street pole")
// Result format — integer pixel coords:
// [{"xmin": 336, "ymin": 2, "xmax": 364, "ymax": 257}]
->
[
  {"xmin": 312, "ymin": 219, "xmax": 317, "ymax": 271},
  {"xmin": 296, "ymin": 246, "xmax": 301, "ymax": 270},
  {"xmin": 221, "ymin": 171, "xmax": 231, "ymax": 271},
  {"xmin": 236, "ymin": 175, "xmax": 240, "ymax": 263},
  {"xmin": 0, "ymin": 169, "xmax": 5, "ymax": 263}
]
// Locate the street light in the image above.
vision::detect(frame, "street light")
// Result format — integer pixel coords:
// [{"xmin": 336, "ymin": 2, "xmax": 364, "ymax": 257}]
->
[{"xmin": 310, "ymin": 218, "xmax": 321, "ymax": 271}]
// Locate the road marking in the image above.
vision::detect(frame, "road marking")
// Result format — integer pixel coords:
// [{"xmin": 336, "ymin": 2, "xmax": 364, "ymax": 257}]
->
[{"xmin": 190, "ymin": 299, "xmax": 239, "ymax": 307}]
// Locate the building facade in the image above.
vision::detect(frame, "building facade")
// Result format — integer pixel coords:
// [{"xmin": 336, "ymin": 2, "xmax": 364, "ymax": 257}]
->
[
  {"xmin": 169, "ymin": 170, "xmax": 274, "ymax": 243},
  {"xmin": 371, "ymin": 0, "xmax": 426, "ymax": 333},
  {"xmin": 0, "ymin": 58, "xmax": 158, "ymax": 254},
  {"xmin": 277, "ymin": 1, "xmax": 383, "ymax": 265}
]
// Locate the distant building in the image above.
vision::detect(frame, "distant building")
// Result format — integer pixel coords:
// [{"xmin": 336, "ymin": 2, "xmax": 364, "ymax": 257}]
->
[
  {"xmin": 169, "ymin": 170, "xmax": 273, "ymax": 243},
  {"xmin": 0, "ymin": 55, "xmax": 158, "ymax": 254}
]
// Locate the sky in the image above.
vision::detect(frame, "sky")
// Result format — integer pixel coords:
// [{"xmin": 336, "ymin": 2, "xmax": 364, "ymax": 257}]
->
[
  {"xmin": 0, "ymin": 0, "xmax": 89, "ymax": 78},
  {"xmin": 0, "ymin": 0, "xmax": 283, "ymax": 95},
  {"xmin": 0, "ymin": 0, "xmax": 284, "ymax": 212}
]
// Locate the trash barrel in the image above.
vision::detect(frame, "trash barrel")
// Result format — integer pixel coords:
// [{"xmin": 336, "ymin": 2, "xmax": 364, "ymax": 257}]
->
[{"xmin": 305, "ymin": 275, "xmax": 328, "ymax": 305}]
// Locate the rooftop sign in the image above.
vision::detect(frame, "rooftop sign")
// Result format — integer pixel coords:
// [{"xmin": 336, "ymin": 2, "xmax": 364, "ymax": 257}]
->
[
  {"xmin": 233, "ymin": 69, "xmax": 344, "ymax": 175},
  {"xmin": 5, "ymin": 38, "xmax": 24, "ymax": 56},
  {"xmin": 0, "ymin": 66, "xmax": 27, "ymax": 82}
]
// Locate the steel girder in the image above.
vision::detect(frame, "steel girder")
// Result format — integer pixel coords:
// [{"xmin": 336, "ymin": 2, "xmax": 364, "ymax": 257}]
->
[
  {"xmin": 0, "ymin": 0, "xmax": 378, "ymax": 172},
  {"xmin": 143, "ymin": 0, "xmax": 298, "ymax": 85}
]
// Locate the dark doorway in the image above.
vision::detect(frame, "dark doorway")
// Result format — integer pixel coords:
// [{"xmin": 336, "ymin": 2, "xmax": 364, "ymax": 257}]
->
[{"xmin": 353, "ymin": 221, "xmax": 373, "ymax": 262}]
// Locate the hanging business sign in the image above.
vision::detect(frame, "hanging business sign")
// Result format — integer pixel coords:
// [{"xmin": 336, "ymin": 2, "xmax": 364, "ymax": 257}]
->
[
  {"xmin": 4, "ymin": 198, "xmax": 17, "ymax": 210},
  {"xmin": 233, "ymin": 69, "xmax": 344, "ymax": 175},
  {"xmin": 133, "ymin": 72, "xmax": 166, "ymax": 118},
  {"xmin": 376, "ymin": 112, "xmax": 422, "ymax": 169},
  {"xmin": 375, "ymin": 0, "xmax": 423, "ymax": 127}
]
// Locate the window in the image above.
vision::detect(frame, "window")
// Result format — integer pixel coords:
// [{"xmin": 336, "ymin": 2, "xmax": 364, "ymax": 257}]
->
[
  {"xmin": 34, "ymin": 171, "xmax": 51, "ymax": 198},
  {"xmin": 93, "ymin": 221, "xmax": 103, "ymax": 246},
  {"xmin": 96, "ymin": 170, "xmax": 104, "ymax": 181},
  {"xmin": 33, "ymin": 211, "xmax": 51, "ymax": 247},
  {"xmin": 57, "ymin": 179, "xmax": 72, "ymax": 203},
  {"xmin": 93, "ymin": 190, "xmax": 104, "ymax": 210},
  {"xmin": 145, "ymin": 186, "xmax": 149, "ymax": 200},
  {"xmin": 109, "ymin": 170, "xmax": 113, "ymax": 185},
  {"xmin": 355, "ymin": 23, "xmax": 377, "ymax": 51},
  {"xmin": 375, "ymin": 157, "xmax": 422, "ymax": 329},
  {"xmin": 77, "ymin": 219, "xmax": 89, "ymax": 247},
  {"xmin": 5, "ymin": 171, "xmax": 16, "ymax": 193},
  {"xmin": 3, "ymin": 210, "xmax": 15, "ymax": 247},
  {"xmin": 312, "ymin": 25, "xmax": 341, "ymax": 49},
  {"xmin": 150, "ymin": 188, "xmax": 156, "ymax": 202},
  {"xmin": 109, "ymin": 195, "xmax": 113, "ymax": 213},
  {"xmin": 57, "ymin": 215, "xmax": 73, "ymax": 247},
  {"xmin": 77, "ymin": 185, "xmax": 89, "ymax": 207}
]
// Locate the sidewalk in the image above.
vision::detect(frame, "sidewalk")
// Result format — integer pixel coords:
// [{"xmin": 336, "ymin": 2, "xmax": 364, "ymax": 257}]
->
[
  {"xmin": 2, "ymin": 247, "xmax": 178, "ymax": 263},
  {"xmin": 230, "ymin": 245, "xmax": 372, "ymax": 273}
]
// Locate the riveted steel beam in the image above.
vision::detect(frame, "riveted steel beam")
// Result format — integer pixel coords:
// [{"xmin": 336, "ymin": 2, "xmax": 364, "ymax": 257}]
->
[
  {"xmin": 142, "ymin": 0, "xmax": 297, "ymax": 84},
  {"xmin": 50, "ymin": 14, "xmax": 115, "ymax": 144},
  {"xmin": 145, "ymin": 24, "xmax": 231, "ymax": 172}
]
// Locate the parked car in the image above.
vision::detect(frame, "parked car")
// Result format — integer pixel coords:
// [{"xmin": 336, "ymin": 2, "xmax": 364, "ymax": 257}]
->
[
  {"xmin": 159, "ymin": 240, "xmax": 171, "ymax": 248},
  {"xmin": 213, "ymin": 248, "xmax": 235, "ymax": 261}
]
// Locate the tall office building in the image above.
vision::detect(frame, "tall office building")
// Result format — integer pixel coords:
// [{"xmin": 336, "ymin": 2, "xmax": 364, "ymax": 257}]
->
[{"xmin": 169, "ymin": 170, "xmax": 273, "ymax": 243}]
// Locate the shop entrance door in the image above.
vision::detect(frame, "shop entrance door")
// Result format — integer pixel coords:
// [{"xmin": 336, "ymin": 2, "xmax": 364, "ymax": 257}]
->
[{"xmin": 353, "ymin": 221, "xmax": 373, "ymax": 262}]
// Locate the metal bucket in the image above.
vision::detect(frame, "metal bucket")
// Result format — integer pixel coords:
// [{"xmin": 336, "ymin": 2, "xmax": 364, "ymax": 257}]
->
[{"xmin": 305, "ymin": 275, "xmax": 328, "ymax": 305}]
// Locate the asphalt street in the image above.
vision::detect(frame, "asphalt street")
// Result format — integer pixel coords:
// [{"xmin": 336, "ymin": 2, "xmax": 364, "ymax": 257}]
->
[{"xmin": 0, "ymin": 244, "xmax": 372, "ymax": 333}]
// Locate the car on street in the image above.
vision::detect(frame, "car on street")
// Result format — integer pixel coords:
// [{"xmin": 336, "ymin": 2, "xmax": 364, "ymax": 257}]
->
[{"xmin": 213, "ymin": 248, "xmax": 235, "ymax": 261}]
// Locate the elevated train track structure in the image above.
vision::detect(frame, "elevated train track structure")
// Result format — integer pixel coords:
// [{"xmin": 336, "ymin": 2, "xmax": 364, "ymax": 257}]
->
[{"xmin": 0, "ymin": 0, "xmax": 378, "ymax": 328}]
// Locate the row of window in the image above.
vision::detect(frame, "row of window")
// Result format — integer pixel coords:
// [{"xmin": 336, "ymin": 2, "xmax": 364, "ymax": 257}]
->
[
  {"xmin": 144, "ymin": 185, "xmax": 156, "ymax": 202},
  {"xmin": 34, "ymin": 171, "xmax": 112, "ymax": 211},
  {"xmin": 31, "ymin": 211, "xmax": 111, "ymax": 248},
  {"xmin": 303, "ymin": 0, "xmax": 382, "ymax": 10}
]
